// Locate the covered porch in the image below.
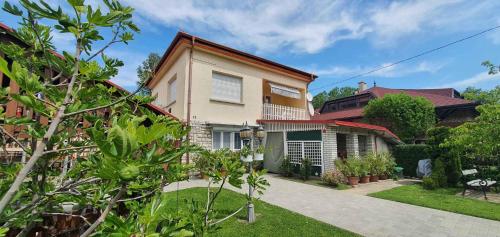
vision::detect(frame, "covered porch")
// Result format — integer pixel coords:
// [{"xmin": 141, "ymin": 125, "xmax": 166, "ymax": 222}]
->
[{"xmin": 258, "ymin": 119, "xmax": 401, "ymax": 176}]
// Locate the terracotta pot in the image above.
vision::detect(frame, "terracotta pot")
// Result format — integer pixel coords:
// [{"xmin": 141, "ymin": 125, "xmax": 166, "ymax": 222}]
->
[
  {"xmin": 379, "ymin": 174, "xmax": 388, "ymax": 180},
  {"xmin": 360, "ymin": 176, "xmax": 370, "ymax": 183},
  {"xmin": 369, "ymin": 175, "xmax": 379, "ymax": 182},
  {"xmin": 220, "ymin": 169, "xmax": 227, "ymax": 177},
  {"xmin": 200, "ymin": 172, "xmax": 209, "ymax": 180},
  {"xmin": 348, "ymin": 176, "xmax": 359, "ymax": 186}
]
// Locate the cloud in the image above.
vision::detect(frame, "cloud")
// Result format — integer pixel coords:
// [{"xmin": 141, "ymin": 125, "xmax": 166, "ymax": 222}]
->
[
  {"xmin": 106, "ymin": 49, "xmax": 147, "ymax": 90},
  {"xmin": 309, "ymin": 60, "xmax": 447, "ymax": 78},
  {"xmin": 438, "ymin": 72, "xmax": 500, "ymax": 89}
]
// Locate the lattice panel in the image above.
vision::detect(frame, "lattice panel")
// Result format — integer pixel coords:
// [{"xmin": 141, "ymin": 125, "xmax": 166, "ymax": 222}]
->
[
  {"xmin": 286, "ymin": 141, "xmax": 303, "ymax": 164},
  {"xmin": 304, "ymin": 141, "xmax": 322, "ymax": 166},
  {"xmin": 286, "ymin": 141, "xmax": 322, "ymax": 166}
]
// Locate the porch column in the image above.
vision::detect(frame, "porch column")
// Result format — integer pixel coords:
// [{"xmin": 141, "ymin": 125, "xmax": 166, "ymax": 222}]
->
[
  {"xmin": 346, "ymin": 133, "xmax": 359, "ymax": 158},
  {"xmin": 322, "ymin": 127, "xmax": 337, "ymax": 173}
]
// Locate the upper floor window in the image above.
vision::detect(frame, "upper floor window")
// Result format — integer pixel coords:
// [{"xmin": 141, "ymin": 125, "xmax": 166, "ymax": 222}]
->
[
  {"xmin": 168, "ymin": 78, "xmax": 177, "ymax": 103},
  {"xmin": 212, "ymin": 72, "xmax": 242, "ymax": 103}
]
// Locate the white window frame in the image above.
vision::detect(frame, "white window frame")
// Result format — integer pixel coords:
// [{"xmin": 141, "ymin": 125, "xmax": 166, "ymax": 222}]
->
[
  {"xmin": 168, "ymin": 78, "xmax": 177, "ymax": 104},
  {"xmin": 211, "ymin": 72, "xmax": 242, "ymax": 104},
  {"xmin": 212, "ymin": 131, "xmax": 244, "ymax": 151}
]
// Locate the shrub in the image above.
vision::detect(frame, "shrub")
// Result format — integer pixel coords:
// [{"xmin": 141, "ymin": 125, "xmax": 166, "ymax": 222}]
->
[
  {"xmin": 393, "ymin": 144, "xmax": 431, "ymax": 177},
  {"xmin": 300, "ymin": 158, "xmax": 312, "ymax": 180},
  {"xmin": 280, "ymin": 156, "xmax": 294, "ymax": 177},
  {"xmin": 426, "ymin": 126, "xmax": 462, "ymax": 185},
  {"xmin": 422, "ymin": 177, "xmax": 437, "ymax": 190},
  {"xmin": 321, "ymin": 170, "xmax": 347, "ymax": 186},
  {"xmin": 364, "ymin": 153, "xmax": 385, "ymax": 176},
  {"xmin": 335, "ymin": 156, "xmax": 361, "ymax": 177},
  {"xmin": 380, "ymin": 152, "xmax": 397, "ymax": 176},
  {"xmin": 359, "ymin": 158, "xmax": 370, "ymax": 177},
  {"xmin": 430, "ymin": 158, "xmax": 448, "ymax": 188}
]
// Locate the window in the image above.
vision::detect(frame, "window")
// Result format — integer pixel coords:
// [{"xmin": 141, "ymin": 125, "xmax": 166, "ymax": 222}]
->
[
  {"xmin": 358, "ymin": 135, "xmax": 367, "ymax": 156},
  {"xmin": 212, "ymin": 72, "xmax": 242, "ymax": 103},
  {"xmin": 168, "ymin": 79, "xmax": 176, "ymax": 103},
  {"xmin": 212, "ymin": 131, "xmax": 243, "ymax": 150}
]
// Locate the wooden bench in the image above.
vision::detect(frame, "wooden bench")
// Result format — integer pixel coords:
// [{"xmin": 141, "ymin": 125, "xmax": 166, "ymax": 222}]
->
[{"xmin": 461, "ymin": 169, "xmax": 497, "ymax": 200}]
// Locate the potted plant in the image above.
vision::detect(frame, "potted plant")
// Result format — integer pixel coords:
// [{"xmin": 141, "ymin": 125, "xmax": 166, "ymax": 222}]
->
[
  {"xmin": 366, "ymin": 153, "xmax": 380, "ymax": 182},
  {"xmin": 240, "ymin": 145, "xmax": 253, "ymax": 162},
  {"xmin": 193, "ymin": 153, "xmax": 211, "ymax": 179},
  {"xmin": 377, "ymin": 153, "xmax": 389, "ymax": 180},
  {"xmin": 335, "ymin": 156, "xmax": 361, "ymax": 186},
  {"xmin": 359, "ymin": 158, "xmax": 370, "ymax": 183},
  {"xmin": 254, "ymin": 144, "xmax": 265, "ymax": 161},
  {"xmin": 380, "ymin": 152, "xmax": 396, "ymax": 180}
]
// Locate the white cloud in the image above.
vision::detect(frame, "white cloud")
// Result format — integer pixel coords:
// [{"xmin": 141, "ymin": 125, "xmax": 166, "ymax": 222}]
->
[
  {"xmin": 309, "ymin": 60, "xmax": 446, "ymax": 78},
  {"xmin": 438, "ymin": 72, "xmax": 500, "ymax": 89},
  {"xmin": 106, "ymin": 49, "xmax": 146, "ymax": 90}
]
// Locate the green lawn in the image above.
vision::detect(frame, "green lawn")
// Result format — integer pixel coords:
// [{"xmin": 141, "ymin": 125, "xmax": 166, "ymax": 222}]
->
[
  {"xmin": 368, "ymin": 184, "xmax": 500, "ymax": 221},
  {"xmin": 162, "ymin": 188, "xmax": 360, "ymax": 237}
]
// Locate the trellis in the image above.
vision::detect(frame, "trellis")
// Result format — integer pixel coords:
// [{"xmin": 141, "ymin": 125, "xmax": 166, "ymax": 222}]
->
[{"xmin": 285, "ymin": 141, "xmax": 323, "ymax": 166}]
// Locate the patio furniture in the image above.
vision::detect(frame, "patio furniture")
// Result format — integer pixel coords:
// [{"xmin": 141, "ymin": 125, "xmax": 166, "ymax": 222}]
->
[{"xmin": 461, "ymin": 169, "xmax": 497, "ymax": 200}]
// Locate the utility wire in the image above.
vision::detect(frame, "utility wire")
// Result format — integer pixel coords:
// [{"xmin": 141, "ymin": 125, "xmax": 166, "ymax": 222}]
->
[{"xmin": 309, "ymin": 25, "xmax": 500, "ymax": 92}]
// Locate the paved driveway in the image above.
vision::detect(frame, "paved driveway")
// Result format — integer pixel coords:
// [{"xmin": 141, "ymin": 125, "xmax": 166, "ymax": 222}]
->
[{"xmin": 164, "ymin": 174, "xmax": 500, "ymax": 237}]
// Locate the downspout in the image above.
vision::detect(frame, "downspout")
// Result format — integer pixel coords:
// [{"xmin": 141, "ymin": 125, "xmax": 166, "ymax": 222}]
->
[{"xmin": 186, "ymin": 36, "xmax": 195, "ymax": 164}]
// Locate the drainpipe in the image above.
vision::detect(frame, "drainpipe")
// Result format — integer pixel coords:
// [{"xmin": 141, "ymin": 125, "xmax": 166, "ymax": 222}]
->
[{"xmin": 186, "ymin": 36, "xmax": 195, "ymax": 164}]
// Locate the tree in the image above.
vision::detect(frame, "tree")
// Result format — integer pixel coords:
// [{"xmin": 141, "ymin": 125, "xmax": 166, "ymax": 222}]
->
[
  {"xmin": 363, "ymin": 93, "xmax": 436, "ymax": 143},
  {"xmin": 136, "ymin": 52, "xmax": 160, "ymax": 95},
  {"xmin": 442, "ymin": 103, "xmax": 500, "ymax": 164},
  {"xmin": 312, "ymin": 86, "xmax": 357, "ymax": 109},
  {"xmin": 462, "ymin": 86, "xmax": 500, "ymax": 105},
  {"xmin": 0, "ymin": 1, "xmax": 267, "ymax": 236}
]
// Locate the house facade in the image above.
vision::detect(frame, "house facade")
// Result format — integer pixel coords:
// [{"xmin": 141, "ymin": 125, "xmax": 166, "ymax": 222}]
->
[
  {"xmin": 147, "ymin": 32, "xmax": 400, "ymax": 175},
  {"xmin": 315, "ymin": 81, "xmax": 479, "ymax": 127}
]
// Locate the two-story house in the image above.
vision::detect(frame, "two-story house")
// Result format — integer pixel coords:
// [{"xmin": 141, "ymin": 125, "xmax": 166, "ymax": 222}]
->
[{"xmin": 147, "ymin": 32, "xmax": 400, "ymax": 176}]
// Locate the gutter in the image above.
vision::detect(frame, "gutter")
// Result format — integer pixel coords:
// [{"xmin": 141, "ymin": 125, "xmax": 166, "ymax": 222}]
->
[{"xmin": 185, "ymin": 36, "xmax": 195, "ymax": 164}]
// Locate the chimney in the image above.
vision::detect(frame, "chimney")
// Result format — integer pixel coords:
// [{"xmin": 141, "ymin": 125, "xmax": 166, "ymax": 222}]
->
[{"xmin": 358, "ymin": 81, "xmax": 367, "ymax": 92}]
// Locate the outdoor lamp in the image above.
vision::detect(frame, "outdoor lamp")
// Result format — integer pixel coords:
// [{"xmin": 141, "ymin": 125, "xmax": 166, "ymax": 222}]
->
[
  {"xmin": 256, "ymin": 124, "xmax": 265, "ymax": 140},
  {"xmin": 239, "ymin": 122, "xmax": 252, "ymax": 140}
]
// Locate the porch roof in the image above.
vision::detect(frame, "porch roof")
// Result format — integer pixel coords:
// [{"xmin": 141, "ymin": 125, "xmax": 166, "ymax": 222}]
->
[{"xmin": 257, "ymin": 119, "xmax": 401, "ymax": 143}]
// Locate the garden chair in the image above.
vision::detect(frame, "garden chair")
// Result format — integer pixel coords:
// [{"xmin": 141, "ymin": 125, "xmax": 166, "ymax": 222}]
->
[{"xmin": 461, "ymin": 169, "xmax": 497, "ymax": 200}]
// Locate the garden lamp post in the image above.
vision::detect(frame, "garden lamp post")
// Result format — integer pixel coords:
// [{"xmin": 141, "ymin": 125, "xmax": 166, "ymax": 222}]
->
[{"xmin": 239, "ymin": 122, "xmax": 265, "ymax": 223}]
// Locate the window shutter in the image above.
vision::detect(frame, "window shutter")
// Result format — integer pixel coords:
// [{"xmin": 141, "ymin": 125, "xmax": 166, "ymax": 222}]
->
[
  {"xmin": 212, "ymin": 72, "xmax": 242, "ymax": 103},
  {"xmin": 168, "ymin": 79, "xmax": 177, "ymax": 103}
]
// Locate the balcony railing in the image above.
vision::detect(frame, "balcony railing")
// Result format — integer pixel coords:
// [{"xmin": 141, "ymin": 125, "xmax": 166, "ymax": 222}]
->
[{"xmin": 262, "ymin": 103, "xmax": 308, "ymax": 120}]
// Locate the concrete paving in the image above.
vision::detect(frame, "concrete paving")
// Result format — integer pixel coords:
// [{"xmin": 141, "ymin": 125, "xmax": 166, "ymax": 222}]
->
[
  {"xmin": 164, "ymin": 174, "xmax": 500, "ymax": 237},
  {"xmin": 344, "ymin": 179, "xmax": 420, "ymax": 195}
]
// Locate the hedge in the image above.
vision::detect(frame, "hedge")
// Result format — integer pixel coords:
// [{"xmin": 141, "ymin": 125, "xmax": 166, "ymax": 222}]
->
[{"xmin": 393, "ymin": 144, "xmax": 431, "ymax": 177}]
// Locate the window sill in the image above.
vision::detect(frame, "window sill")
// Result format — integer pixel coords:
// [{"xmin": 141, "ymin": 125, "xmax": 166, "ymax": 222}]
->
[
  {"xmin": 210, "ymin": 98, "xmax": 244, "ymax": 106},
  {"xmin": 166, "ymin": 100, "xmax": 176, "ymax": 107}
]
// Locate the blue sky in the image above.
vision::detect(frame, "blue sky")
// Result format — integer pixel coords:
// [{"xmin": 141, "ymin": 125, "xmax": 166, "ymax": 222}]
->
[{"xmin": 2, "ymin": 0, "xmax": 500, "ymax": 94}]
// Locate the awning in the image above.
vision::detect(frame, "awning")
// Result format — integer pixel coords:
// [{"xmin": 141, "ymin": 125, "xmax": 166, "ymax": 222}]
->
[{"xmin": 270, "ymin": 83, "xmax": 301, "ymax": 99}]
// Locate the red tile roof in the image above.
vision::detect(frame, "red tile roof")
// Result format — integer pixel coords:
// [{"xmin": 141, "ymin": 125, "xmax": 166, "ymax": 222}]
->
[
  {"xmin": 312, "ymin": 108, "xmax": 364, "ymax": 120},
  {"xmin": 334, "ymin": 120, "xmax": 400, "ymax": 141},
  {"xmin": 365, "ymin": 87, "xmax": 472, "ymax": 107}
]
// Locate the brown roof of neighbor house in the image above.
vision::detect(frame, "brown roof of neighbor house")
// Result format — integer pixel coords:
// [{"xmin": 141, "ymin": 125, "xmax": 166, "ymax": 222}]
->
[
  {"xmin": 0, "ymin": 22, "xmax": 177, "ymax": 120},
  {"xmin": 146, "ymin": 31, "xmax": 317, "ymax": 87}
]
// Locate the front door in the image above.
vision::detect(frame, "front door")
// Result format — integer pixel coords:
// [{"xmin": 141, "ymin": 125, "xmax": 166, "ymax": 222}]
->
[{"xmin": 263, "ymin": 132, "xmax": 284, "ymax": 173}]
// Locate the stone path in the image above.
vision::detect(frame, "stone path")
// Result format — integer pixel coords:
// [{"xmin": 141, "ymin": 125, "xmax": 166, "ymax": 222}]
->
[
  {"xmin": 344, "ymin": 179, "xmax": 419, "ymax": 195},
  {"xmin": 164, "ymin": 174, "xmax": 500, "ymax": 237}
]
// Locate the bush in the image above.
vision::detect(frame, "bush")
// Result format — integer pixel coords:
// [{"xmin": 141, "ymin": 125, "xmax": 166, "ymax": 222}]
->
[
  {"xmin": 280, "ymin": 156, "xmax": 294, "ymax": 177},
  {"xmin": 430, "ymin": 158, "xmax": 448, "ymax": 188},
  {"xmin": 426, "ymin": 126, "xmax": 462, "ymax": 185},
  {"xmin": 422, "ymin": 177, "xmax": 437, "ymax": 190},
  {"xmin": 335, "ymin": 156, "xmax": 361, "ymax": 177},
  {"xmin": 321, "ymin": 170, "xmax": 347, "ymax": 186},
  {"xmin": 300, "ymin": 158, "xmax": 312, "ymax": 180},
  {"xmin": 393, "ymin": 144, "xmax": 431, "ymax": 177}
]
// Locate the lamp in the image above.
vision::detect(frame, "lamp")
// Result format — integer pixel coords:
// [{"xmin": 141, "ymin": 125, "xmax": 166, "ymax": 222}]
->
[
  {"xmin": 256, "ymin": 124, "xmax": 265, "ymax": 140},
  {"xmin": 239, "ymin": 122, "xmax": 252, "ymax": 141}
]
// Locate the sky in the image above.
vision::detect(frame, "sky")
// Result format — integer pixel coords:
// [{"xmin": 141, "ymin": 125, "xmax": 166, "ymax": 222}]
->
[{"xmin": 2, "ymin": 0, "xmax": 500, "ymax": 94}]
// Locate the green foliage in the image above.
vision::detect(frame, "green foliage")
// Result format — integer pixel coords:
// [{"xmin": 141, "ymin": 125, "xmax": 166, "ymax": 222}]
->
[
  {"xmin": 422, "ymin": 177, "xmax": 437, "ymax": 190},
  {"xmin": 136, "ymin": 52, "xmax": 161, "ymax": 95},
  {"xmin": 239, "ymin": 145, "xmax": 251, "ymax": 157},
  {"xmin": 321, "ymin": 170, "xmax": 346, "ymax": 187},
  {"xmin": 426, "ymin": 127, "xmax": 461, "ymax": 185},
  {"xmin": 335, "ymin": 156, "xmax": 361, "ymax": 177},
  {"xmin": 256, "ymin": 144, "xmax": 265, "ymax": 154},
  {"xmin": 430, "ymin": 158, "xmax": 448, "ymax": 189},
  {"xmin": 280, "ymin": 156, "xmax": 294, "ymax": 177},
  {"xmin": 443, "ymin": 104, "xmax": 499, "ymax": 163},
  {"xmin": 363, "ymin": 93, "xmax": 436, "ymax": 143},
  {"xmin": 393, "ymin": 144, "xmax": 431, "ymax": 177},
  {"xmin": 462, "ymin": 86, "xmax": 500, "ymax": 105},
  {"xmin": 300, "ymin": 158, "xmax": 312, "ymax": 180},
  {"xmin": 312, "ymin": 86, "xmax": 357, "ymax": 109}
]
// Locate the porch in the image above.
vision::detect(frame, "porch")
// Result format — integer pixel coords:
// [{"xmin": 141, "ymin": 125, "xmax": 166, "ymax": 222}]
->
[{"xmin": 262, "ymin": 80, "xmax": 309, "ymax": 120}]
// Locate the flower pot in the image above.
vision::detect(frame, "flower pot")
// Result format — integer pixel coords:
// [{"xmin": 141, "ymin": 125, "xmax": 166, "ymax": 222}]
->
[
  {"xmin": 254, "ymin": 153, "xmax": 264, "ymax": 161},
  {"xmin": 60, "ymin": 202, "xmax": 78, "ymax": 213},
  {"xmin": 348, "ymin": 176, "xmax": 359, "ymax": 186},
  {"xmin": 240, "ymin": 155, "xmax": 253, "ymax": 162},
  {"xmin": 220, "ymin": 169, "xmax": 227, "ymax": 177},
  {"xmin": 369, "ymin": 175, "xmax": 379, "ymax": 182},
  {"xmin": 360, "ymin": 175, "xmax": 370, "ymax": 183},
  {"xmin": 199, "ymin": 172, "xmax": 209, "ymax": 180},
  {"xmin": 379, "ymin": 174, "xmax": 388, "ymax": 180}
]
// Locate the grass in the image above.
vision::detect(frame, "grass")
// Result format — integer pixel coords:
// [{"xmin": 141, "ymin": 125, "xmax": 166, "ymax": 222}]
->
[
  {"xmin": 368, "ymin": 184, "xmax": 500, "ymax": 221},
  {"xmin": 162, "ymin": 187, "xmax": 360, "ymax": 237}
]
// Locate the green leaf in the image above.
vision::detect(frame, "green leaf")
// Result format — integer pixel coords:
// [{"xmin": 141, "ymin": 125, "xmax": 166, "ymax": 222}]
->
[
  {"xmin": 0, "ymin": 227, "xmax": 9, "ymax": 237},
  {"xmin": 0, "ymin": 57, "xmax": 13, "ymax": 80}
]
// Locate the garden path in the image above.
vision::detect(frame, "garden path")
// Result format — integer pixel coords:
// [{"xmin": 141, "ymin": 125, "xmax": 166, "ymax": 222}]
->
[{"xmin": 164, "ymin": 174, "xmax": 500, "ymax": 237}]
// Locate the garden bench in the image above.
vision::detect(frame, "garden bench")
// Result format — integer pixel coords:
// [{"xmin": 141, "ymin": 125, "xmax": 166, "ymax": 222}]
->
[{"xmin": 461, "ymin": 169, "xmax": 497, "ymax": 200}]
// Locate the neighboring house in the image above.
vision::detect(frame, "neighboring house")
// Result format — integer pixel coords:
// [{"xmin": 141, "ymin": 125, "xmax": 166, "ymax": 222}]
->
[
  {"xmin": 147, "ymin": 32, "xmax": 400, "ymax": 175},
  {"xmin": 315, "ymin": 81, "xmax": 479, "ymax": 127},
  {"xmin": 0, "ymin": 23, "xmax": 176, "ymax": 162}
]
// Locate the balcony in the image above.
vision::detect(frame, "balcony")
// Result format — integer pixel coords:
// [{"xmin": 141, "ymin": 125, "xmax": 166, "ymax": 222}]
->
[{"xmin": 262, "ymin": 103, "xmax": 308, "ymax": 120}]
